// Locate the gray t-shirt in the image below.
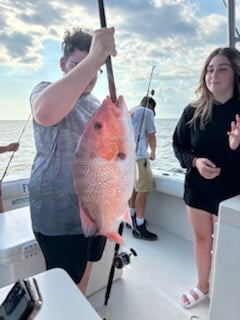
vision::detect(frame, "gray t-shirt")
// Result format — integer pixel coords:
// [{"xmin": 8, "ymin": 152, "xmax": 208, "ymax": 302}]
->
[
  {"xmin": 130, "ymin": 106, "xmax": 156, "ymax": 160},
  {"xmin": 29, "ymin": 81, "xmax": 100, "ymax": 235}
]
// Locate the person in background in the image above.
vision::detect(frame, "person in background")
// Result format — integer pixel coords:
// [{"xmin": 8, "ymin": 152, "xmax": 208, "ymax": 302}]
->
[
  {"xmin": 29, "ymin": 27, "xmax": 116, "ymax": 295},
  {"xmin": 0, "ymin": 143, "xmax": 19, "ymax": 154},
  {"xmin": 129, "ymin": 96, "xmax": 158, "ymax": 240},
  {"xmin": 173, "ymin": 47, "xmax": 240, "ymax": 309}
]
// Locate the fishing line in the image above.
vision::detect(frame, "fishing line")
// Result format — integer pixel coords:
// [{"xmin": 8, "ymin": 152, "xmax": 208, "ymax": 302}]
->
[
  {"xmin": 0, "ymin": 113, "xmax": 32, "ymax": 183},
  {"xmin": 135, "ymin": 65, "xmax": 156, "ymax": 157}
]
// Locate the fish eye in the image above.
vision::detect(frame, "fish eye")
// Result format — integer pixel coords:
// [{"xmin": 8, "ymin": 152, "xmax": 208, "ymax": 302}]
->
[
  {"xmin": 117, "ymin": 152, "xmax": 126, "ymax": 160},
  {"xmin": 94, "ymin": 122, "xmax": 102, "ymax": 130}
]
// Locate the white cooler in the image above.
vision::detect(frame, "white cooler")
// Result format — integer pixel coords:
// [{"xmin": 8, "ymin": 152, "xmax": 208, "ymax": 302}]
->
[
  {"xmin": 0, "ymin": 206, "xmax": 122, "ymax": 296},
  {"xmin": 0, "ymin": 207, "xmax": 46, "ymax": 288}
]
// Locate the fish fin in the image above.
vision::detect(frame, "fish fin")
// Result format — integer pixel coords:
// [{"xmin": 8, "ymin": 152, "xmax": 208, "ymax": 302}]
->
[
  {"xmin": 97, "ymin": 231, "xmax": 125, "ymax": 245},
  {"xmin": 79, "ymin": 202, "xmax": 97, "ymax": 237},
  {"xmin": 122, "ymin": 208, "xmax": 132, "ymax": 227}
]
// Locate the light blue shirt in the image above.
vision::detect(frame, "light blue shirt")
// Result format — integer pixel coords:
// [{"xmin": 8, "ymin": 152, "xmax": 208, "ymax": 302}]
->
[{"xmin": 130, "ymin": 106, "xmax": 156, "ymax": 160}]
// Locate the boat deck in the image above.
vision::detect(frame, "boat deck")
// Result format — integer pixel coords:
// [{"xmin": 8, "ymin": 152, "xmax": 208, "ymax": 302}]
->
[{"xmin": 88, "ymin": 224, "xmax": 209, "ymax": 320}]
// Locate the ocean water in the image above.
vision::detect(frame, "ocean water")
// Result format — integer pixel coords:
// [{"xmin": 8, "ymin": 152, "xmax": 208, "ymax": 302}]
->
[{"xmin": 0, "ymin": 118, "xmax": 184, "ymax": 180}]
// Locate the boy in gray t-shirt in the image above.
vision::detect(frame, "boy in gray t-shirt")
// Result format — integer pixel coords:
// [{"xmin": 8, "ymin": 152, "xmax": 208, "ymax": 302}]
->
[{"xmin": 29, "ymin": 27, "xmax": 116, "ymax": 294}]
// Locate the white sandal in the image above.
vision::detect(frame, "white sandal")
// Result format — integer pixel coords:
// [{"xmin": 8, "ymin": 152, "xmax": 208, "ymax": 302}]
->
[{"xmin": 181, "ymin": 287, "xmax": 208, "ymax": 309}]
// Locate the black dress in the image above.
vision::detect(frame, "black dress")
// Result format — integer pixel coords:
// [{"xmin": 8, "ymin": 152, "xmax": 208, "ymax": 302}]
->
[{"xmin": 173, "ymin": 96, "xmax": 240, "ymax": 215}]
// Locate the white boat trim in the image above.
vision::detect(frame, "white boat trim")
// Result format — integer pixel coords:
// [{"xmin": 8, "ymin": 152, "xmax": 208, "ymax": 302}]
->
[{"xmin": 0, "ymin": 170, "xmax": 239, "ymax": 319}]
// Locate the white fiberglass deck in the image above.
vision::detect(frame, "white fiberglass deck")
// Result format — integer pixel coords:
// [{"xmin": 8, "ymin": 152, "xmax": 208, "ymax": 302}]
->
[{"xmin": 88, "ymin": 224, "xmax": 209, "ymax": 320}]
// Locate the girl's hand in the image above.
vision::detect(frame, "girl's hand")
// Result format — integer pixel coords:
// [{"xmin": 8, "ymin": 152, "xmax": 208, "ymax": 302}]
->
[
  {"xmin": 228, "ymin": 114, "xmax": 240, "ymax": 150},
  {"xmin": 195, "ymin": 158, "xmax": 221, "ymax": 179}
]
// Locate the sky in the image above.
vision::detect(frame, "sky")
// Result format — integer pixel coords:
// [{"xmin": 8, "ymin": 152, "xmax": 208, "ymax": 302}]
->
[{"xmin": 1, "ymin": 0, "xmax": 240, "ymax": 120}]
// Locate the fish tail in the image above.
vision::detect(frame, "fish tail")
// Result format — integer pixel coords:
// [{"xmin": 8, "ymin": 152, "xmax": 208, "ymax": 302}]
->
[
  {"xmin": 97, "ymin": 231, "xmax": 125, "ymax": 245},
  {"xmin": 122, "ymin": 208, "xmax": 132, "ymax": 227}
]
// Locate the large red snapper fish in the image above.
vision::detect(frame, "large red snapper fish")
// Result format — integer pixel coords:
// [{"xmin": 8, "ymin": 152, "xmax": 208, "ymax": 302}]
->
[{"xmin": 73, "ymin": 96, "xmax": 135, "ymax": 244}]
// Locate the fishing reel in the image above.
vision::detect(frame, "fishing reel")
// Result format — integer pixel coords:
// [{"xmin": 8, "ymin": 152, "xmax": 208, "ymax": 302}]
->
[{"xmin": 113, "ymin": 248, "xmax": 137, "ymax": 269}]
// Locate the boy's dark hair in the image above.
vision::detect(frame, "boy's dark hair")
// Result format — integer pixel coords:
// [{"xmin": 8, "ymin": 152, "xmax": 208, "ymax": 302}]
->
[
  {"xmin": 140, "ymin": 96, "xmax": 156, "ymax": 108},
  {"xmin": 140, "ymin": 96, "xmax": 156, "ymax": 116},
  {"xmin": 62, "ymin": 28, "xmax": 92, "ymax": 59}
]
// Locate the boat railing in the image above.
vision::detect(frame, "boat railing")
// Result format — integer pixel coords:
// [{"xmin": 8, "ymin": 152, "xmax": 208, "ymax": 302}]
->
[{"xmin": 227, "ymin": 0, "xmax": 240, "ymax": 47}]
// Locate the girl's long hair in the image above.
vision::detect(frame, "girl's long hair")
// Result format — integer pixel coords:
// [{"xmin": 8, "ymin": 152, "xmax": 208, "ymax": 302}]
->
[{"xmin": 189, "ymin": 47, "xmax": 240, "ymax": 130}]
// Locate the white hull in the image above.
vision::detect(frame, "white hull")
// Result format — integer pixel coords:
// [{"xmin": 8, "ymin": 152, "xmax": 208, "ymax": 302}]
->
[{"xmin": 0, "ymin": 170, "xmax": 239, "ymax": 319}]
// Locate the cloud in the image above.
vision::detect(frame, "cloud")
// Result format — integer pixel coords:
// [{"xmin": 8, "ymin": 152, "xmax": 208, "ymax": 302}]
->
[
  {"xmin": 0, "ymin": 0, "xmax": 237, "ymax": 119},
  {"xmin": 0, "ymin": 0, "xmax": 227, "ymax": 66}
]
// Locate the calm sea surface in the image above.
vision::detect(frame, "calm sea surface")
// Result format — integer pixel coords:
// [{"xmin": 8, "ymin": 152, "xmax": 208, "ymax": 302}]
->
[{"xmin": 0, "ymin": 119, "xmax": 184, "ymax": 180}]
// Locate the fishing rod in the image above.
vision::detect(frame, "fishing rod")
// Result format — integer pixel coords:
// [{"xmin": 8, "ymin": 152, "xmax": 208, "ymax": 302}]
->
[
  {"xmin": 0, "ymin": 113, "xmax": 32, "ymax": 183},
  {"xmin": 98, "ymin": 0, "xmax": 117, "ymax": 103},
  {"xmin": 97, "ymin": 1, "xmax": 137, "ymax": 317},
  {"xmin": 98, "ymin": 0, "xmax": 121, "ymax": 311},
  {"xmin": 135, "ymin": 65, "xmax": 156, "ymax": 156}
]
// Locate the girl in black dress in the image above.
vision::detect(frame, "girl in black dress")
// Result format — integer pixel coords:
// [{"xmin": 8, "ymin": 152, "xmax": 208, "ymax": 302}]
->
[{"xmin": 173, "ymin": 47, "xmax": 240, "ymax": 308}]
